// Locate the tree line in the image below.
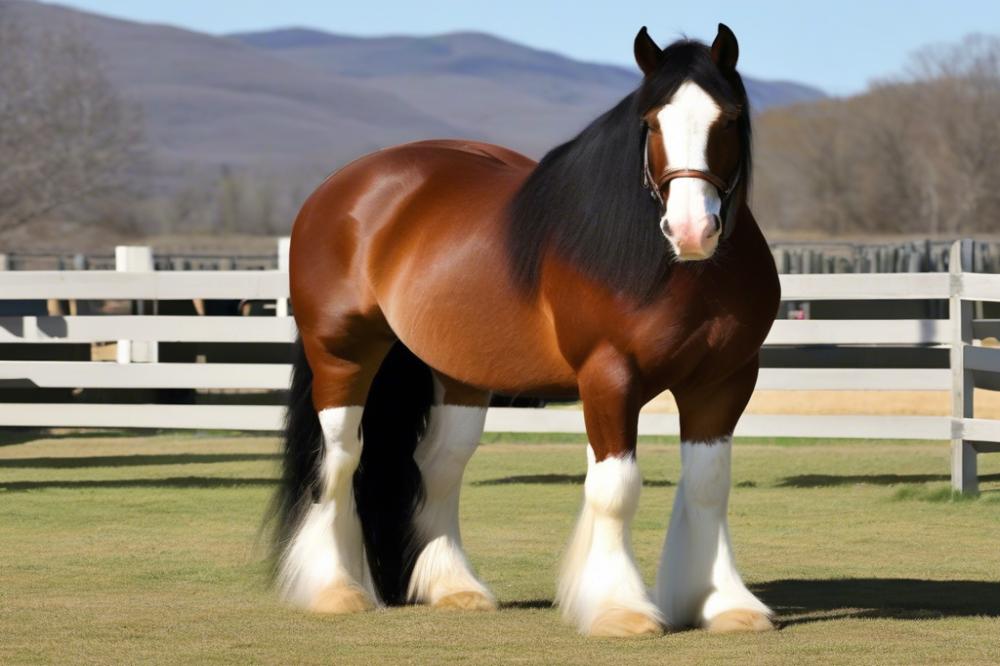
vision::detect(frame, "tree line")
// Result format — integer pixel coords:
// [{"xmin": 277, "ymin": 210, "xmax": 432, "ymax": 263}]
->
[{"xmin": 754, "ymin": 34, "xmax": 1000, "ymax": 236}]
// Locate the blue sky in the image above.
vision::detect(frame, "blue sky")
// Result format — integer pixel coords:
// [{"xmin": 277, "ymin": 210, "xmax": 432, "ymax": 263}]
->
[{"xmin": 44, "ymin": 0, "xmax": 1000, "ymax": 94}]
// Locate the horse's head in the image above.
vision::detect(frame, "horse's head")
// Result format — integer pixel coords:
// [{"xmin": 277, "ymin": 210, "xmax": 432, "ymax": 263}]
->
[{"xmin": 634, "ymin": 25, "xmax": 750, "ymax": 262}]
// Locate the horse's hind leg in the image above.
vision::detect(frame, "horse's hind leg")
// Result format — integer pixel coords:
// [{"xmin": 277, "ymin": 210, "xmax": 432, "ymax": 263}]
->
[
  {"xmin": 407, "ymin": 373, "xmax": 496, "ymax": 610},
  {"xmin": 277, "ymin": 333, "xmax": 389, "ymax": 614}
]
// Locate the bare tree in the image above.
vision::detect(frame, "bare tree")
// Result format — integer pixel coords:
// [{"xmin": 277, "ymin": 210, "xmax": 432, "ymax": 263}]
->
[
  {"xmin": 754, "ymin": 33, "xmax": 1000, "ymax": 237},
  {"xmin": 0, "ymin": 8, "xmax": 146, "ymax": 233}
]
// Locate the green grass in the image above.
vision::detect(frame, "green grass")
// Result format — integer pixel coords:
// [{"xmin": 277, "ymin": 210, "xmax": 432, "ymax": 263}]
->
[
  {"xmin": 2, "ymin": 432, "xmax": 999, "ymax": 665},
  {"xmin": 892, "ymin": 484, "xmax": 1000, "ymax": 504}
]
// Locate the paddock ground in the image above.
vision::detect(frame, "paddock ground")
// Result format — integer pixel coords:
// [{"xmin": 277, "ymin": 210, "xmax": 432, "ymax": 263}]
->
[
  {"xmin": 1, "ymin": 431, "xmax": 999, "ymax": 665},
  {"xmin": 644, "ymin": 388, "xmax": 1000, "ymax": 418}
]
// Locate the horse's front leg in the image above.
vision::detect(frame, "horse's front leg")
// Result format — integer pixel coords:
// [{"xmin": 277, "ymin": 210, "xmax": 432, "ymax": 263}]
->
[
  {"xmin": 656, "ymin": 358, "xmax": 773, "ymax": 632},
  {"xmin": 557, "ymin": 346, "xmax": 663, "ymax": 637}
]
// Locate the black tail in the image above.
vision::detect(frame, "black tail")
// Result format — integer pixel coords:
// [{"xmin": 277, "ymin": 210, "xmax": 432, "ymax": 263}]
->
[
  {"xmin": 269, "ymin": 338, "xmax": 434, "ymax": 605},
  {"xmin": 356, "ymin": 342, "xmax": 434, "ymax": 604},
  {"xmin": 269, "ymin": 337, "xmax": 324, "ymax": 571}
]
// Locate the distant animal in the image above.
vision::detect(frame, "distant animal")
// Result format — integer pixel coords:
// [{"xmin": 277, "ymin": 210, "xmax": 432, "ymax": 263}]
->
[{"xmin": 271, "ymin": 23, "xmax": 779, "ymax": 636}]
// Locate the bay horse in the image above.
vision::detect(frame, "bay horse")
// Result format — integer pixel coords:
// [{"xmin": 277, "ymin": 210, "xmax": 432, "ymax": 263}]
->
[{"xmin": 271, "ymin": 24, "xmax": 780, "ymax": 637}]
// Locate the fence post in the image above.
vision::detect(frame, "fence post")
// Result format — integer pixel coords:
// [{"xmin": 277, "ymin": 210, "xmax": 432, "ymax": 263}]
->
[
  {"xmin": 950, "ymin": 239, "xmax": 977, "ymax": 494},
  {"xmin": 115, "ymin": 246, "xmax": 157, "ymax": 364},
  {"xmin": 277, "ymin": 237, "xmax": 290, "ymax": 318}
]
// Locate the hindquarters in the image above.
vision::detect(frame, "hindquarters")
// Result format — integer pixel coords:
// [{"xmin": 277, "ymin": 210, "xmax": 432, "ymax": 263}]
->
[
  {"xmin": 288, "ymin": 139, "xmax": 575, "ymax": 399},
  {"xmin": 271, "ymin": 138, "xmax": 569, "ymax": 611}
]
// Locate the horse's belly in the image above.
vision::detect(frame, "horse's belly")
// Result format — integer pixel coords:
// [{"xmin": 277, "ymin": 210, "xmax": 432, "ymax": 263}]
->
[{"xmin": 377, "ymin": 244, "xmax": 576, "ymax": 395}]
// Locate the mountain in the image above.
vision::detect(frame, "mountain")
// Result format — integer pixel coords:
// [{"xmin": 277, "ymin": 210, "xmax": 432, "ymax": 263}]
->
[
  {"xmin": 233, "ymin": 27, "xmax": 824, "ymax": 111},
  {"xmin": 231, "ymin": 27, "xmax": 826, "ymax": 156},
  {"xmin": 227, "ymin": 28, "xmax": 647, "ymax": 159},
  {"xmin": 5, "ymin": 1, "xmax": 825, "ymax": 190}
]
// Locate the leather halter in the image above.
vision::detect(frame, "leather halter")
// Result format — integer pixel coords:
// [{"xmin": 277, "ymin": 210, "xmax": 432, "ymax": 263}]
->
[{"xmin": 640, "ymin": 123, "xmax": 740, "ymax": 218}]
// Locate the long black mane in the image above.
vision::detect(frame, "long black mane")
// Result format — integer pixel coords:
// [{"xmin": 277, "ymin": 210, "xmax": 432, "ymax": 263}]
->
[{"xmin": 507, "ymin": 39, "xmax": 752, "ymax": 301}]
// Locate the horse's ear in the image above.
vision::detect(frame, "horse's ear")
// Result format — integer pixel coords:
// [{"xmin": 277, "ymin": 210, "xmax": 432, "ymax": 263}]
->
[
  {"xmin": 634, "ymin": 26, "xmax": 662, "ymax": 77},
  {"xmin": 710, "ymin": 23, "xmax": 739, "ymax": 70}
]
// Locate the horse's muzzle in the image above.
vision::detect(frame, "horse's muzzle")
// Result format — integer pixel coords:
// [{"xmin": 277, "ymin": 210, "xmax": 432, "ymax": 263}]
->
[{"xmin": 663, "ymin": 214, "xmax": 721, "ymax": 261}]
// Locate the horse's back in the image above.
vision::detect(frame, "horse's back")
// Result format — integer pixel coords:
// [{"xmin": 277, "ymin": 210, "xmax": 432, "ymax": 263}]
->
[
  {"xmin": 397, "ymin": 139, "xmax": 536, "ymax": 170},
  {"xmin": 327, "ymin": 139, "xmax": 535, "ymax": 198},
  {"xmin": 292, "ymin": 139, "xmax": 533, "ymax": 246}
]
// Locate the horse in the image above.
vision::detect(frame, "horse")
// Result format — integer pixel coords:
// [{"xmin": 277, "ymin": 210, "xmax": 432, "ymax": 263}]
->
[{"xmin": 270, "ymin": 23, "xmax": 780, "ymax": 637}]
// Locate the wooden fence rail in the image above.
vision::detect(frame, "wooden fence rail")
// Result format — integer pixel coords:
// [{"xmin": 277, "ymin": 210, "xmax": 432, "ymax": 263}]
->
[{"xmin": 0, "ymin": 240, "xmax": 998, "ymax": 493}]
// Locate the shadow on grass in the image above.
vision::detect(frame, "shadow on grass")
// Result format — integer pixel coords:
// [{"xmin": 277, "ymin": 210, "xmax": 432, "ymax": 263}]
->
[
  {"xmin": 0, "ymin": 453, "xmax": 279, "ymax": 469},
  {"xmin": 0, "ymin": 476, "xmax": 276, "ymax": 492},
  {"xmin": 493, "ymin": 579, "xmax": 1000, "ymax": 621},
  {"xmin": 0, "ymin": 428, "xmax": 268, "ymax": 447},
  {"xmin": 500, "ymin": 599, "xmax": 552, "ymax": 610},
  {"xmin": 756, "ymin": 578, "xmax": 1000, "ymax": 623},
  {"xmin": 471, "ymin": 473, "xmax": 675, "ymax": 488},
  {"xmin": 777, "ymin": 473, "xmax": 1000, "ymax": 488},
  {"xmin": 0, "ymin": 428, "xmax": 142, "ymax": 447}
]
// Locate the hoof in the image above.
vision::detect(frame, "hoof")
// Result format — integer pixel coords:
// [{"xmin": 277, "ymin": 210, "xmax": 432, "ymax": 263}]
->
[
  {"xmin": 589, "ymin": 609, "xmax": 664, "ymax": 638},
  {"xmin": 705, "ymin": 609, "xmax": 774, "ymax": 633},
  {"xmin": 433, "ymin": 591, "xmax": 497, "ymax": 611},
  {"xmin": 310, "ymin": 583, "xmax": 375, "ymax": 614}
]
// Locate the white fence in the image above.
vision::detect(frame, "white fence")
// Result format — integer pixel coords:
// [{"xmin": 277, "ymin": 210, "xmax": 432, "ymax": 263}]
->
[{"xmin": 1, "ymin": 240, "xmax": 998, "ymax": 493}]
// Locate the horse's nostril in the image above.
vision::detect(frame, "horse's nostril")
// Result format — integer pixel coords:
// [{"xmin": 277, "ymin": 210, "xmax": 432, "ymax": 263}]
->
[{"xmin": 708, "ymin": 215, "xmax": 721, "ymax": 236}]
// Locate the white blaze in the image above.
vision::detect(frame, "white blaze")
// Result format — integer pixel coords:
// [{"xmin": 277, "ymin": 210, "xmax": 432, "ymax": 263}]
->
[{"xmin": 655, "ymin": 81, "xmax": 723, "ymax": 259}]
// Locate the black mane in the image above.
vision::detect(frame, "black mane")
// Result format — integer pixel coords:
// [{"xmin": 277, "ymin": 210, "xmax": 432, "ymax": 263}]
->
[{"xmin": 507, "ymin": 39, "xmax": 752, "ymax": 301}]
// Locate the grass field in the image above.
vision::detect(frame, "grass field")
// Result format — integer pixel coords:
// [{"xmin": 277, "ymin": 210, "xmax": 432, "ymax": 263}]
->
[{"xmin": 2, "ymin": 431, "xmax": 999, "ymax": 665}]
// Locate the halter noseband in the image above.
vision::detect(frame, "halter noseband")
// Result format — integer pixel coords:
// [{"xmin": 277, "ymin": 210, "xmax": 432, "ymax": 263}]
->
[{"xmin": 640, "ymin": 123, "xmax": 740, "ymax": 229}]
